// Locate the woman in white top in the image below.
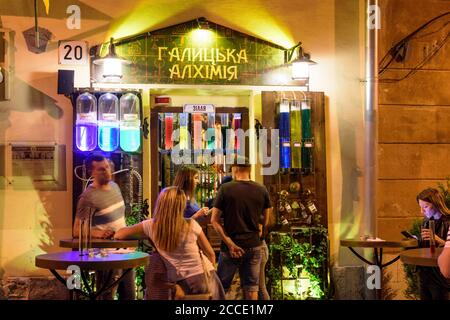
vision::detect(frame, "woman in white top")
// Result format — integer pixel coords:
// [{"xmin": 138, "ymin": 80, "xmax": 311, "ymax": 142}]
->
[{"xmin": 115, "ymin": 186, "xmax": 225, "ymax": 299}]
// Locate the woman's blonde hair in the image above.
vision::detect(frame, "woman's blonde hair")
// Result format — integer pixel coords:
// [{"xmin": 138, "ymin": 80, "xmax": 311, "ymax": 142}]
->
[
  {"xmin": 416, "ymin": 188, "xmax": 450, "ymax": 216},
  {"xmin": 152, "ymin": 186, "xmax": 190, "ymax": 252},
  {"xmin": 173, "ymin": 166, "xmax": 199, "ymax": 200}
]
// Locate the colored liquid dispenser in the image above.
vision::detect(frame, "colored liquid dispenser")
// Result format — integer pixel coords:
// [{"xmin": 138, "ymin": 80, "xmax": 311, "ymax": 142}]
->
[
  {"xmin": 179, "ymin": 113, "xmax": 189, "ymax": 150},
  {"xmin": 290, "ymin": 100, "xmax": 302, "ymax": 169},
  {"xmin": 301, "ymin": 100, "xmax": 312, "ymax": 171},
  {"xmin": 206, "ymin": 113, "xmax": 216, "ymax": 150},
  {"xmin": 119, "ymin": 93, "xmax": 141, "ymax": 152},
  {"xmin": 192, "ymin": 114, "xmax": 203, "ymax": 150},
  {"xmin": 75, "ymin": 92, "xmax": 97, "ymax": 151},
  {"xmin": 220, "ymin": 113, "xmax": 230, "ymax": 153},
  {"xmin": 232, "ymin": 113, "xmax": 242, "ymax": 152},
  {"xmin": 164, "ymin": 113, "xmax": 174, "ymax": 150},
  {"xmin": 98, "ymin": 93, "xmax": 119, "ymax": 152},
  {"xmin": 279, "ymin": 99, "xmax": 291, "ymax": 169}
]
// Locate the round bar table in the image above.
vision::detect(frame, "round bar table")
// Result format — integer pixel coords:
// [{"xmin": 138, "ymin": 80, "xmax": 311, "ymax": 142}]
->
[
  {"xmin": 59, "ymin": 238, "xmax": 139, "ymax": 249},
  {"xmin": 400, "ymin": 247, "xmax": 450, "ymax": 291},
  {"xmin": 340, "ymin": 238, "xmax": 418, "ymax": 300},
  {"xmin": 400, "ymin": 247, "xmax": 442, "ymax": 267},
  {"xmin": 35, "ymin": 251, "xmax": 149, "ymax": 300}
]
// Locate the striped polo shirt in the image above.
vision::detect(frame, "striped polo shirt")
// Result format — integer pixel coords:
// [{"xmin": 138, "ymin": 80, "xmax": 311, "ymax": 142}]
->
[{"xmin": 76, "ymin": 181, "xmax": 126, "ymax": 231}]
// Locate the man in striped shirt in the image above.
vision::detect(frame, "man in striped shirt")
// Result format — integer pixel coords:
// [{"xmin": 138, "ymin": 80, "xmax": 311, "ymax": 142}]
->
[
  {"xmin": 438, "ymin": 226, "xmax": 450, "ymax": 279},
  {"xmin": 72, "ymin": 154, "xmax": 135, "ymax": 299}
]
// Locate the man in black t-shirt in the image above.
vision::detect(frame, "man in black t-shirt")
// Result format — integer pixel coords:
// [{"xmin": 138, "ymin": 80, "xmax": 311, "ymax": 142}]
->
[{"xmin": 211, "ymin": 161, "xmax": 272, "ymax": 300}]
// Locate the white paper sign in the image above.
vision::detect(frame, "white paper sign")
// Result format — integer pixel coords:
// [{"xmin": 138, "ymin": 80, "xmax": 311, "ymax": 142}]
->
[
  {"xmin": 183, "ymin": 104, "xmax": 215, "ymax": 113},
  {"xmin": 58, "ymin": 41, "xmax": 88, "ymax": 65}
]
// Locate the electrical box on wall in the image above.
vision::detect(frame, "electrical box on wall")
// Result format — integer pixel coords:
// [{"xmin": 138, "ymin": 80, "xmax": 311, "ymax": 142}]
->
[{"xmin": 3, "ymin": 142, "xmax": 67, "ymax": 191}]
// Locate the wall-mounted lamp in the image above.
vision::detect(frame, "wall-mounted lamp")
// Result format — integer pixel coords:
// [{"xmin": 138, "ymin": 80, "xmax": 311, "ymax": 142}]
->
[
  {"xmin": 191, "ymin": 17, "xmax": 214, "ymax": 44},
  {"xmin": 197, "ymin": 17, "xmax": 210, "ymax": 30},
  {"xmin": 93, "ymin": 37, "xmax": 130, "ymax": 82},
  {"xmin": 285, "ymin": 42, "xmax": 317, "ymax": 82}
]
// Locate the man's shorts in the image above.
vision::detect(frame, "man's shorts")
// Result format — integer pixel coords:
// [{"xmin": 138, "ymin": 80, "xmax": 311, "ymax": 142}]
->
[{"xmin": 217, "ymin": 244, "xmax": 263, "ymax": 292}]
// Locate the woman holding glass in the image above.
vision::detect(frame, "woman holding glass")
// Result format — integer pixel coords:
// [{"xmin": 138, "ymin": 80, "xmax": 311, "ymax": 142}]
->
[{"xmin": 416, "ymin": 188, "xmax": 450, "ymax": 300}]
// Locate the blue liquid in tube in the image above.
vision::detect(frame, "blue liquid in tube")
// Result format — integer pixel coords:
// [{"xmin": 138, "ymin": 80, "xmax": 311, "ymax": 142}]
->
[
  {"xmin": 119, "ymin": 93, "xmax": 141, "ymax": 152},
  {"xmin": 98, "ymin": 124, "xmax": 119, "ymax": 152},
  {"xmin": 120, "ymin": 126, "xmax": 140, "ymax": 152},
  {"xmin": 279, "ymin": 100, "xmax": 291, "ymax": 169}
]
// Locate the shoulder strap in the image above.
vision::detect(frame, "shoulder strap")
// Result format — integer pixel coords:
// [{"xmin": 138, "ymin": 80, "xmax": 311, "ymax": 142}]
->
[{"xmin": 198, "ymin": 246, "xmax": 212, "ymax": 295}]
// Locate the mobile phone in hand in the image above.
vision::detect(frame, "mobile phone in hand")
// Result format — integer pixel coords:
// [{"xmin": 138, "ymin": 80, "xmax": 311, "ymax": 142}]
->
[{"xmin": 401, "ymin": 230, "xmax": 418, "ymax": 240}]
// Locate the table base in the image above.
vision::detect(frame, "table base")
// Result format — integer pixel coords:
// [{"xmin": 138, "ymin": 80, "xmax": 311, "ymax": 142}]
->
[{"xmin": 50, "ymin": 268, "xmax": 132, "ymax": 300}]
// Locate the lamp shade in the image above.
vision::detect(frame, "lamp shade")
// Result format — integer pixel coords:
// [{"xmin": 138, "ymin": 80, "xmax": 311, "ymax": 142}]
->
[
  {"xmin": 291, "ymin": 54, "xmax": 316, "ymax": 81},
  {"xmin": 93, "ymin": 38, "xmax": 130, "ymax": 81}
]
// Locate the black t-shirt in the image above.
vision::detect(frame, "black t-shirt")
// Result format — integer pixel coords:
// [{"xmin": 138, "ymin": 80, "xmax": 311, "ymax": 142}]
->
[{"xmin": 213, "ymin": 180, "xmax": 272, "ymax": 250}]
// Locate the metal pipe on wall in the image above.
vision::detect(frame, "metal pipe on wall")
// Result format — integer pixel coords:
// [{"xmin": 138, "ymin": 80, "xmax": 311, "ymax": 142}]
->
[{"xmin": 364, "ymin": 0, "xmax": 379, "ymax": 237}]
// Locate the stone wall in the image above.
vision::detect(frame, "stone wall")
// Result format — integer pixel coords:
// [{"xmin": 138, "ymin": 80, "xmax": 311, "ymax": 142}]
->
[
  {"xmin": 377, "ymin": 0, "xmax": 450, "ymax": 299},
  {"xmin": 0, "ymin": 277, "xmax": 69, "ymax": 300}
]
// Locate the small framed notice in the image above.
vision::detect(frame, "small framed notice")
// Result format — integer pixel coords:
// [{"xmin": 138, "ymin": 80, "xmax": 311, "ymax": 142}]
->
[{"xmin": 183, "ymin": 104, "xmax": 215, "ymax": 113}]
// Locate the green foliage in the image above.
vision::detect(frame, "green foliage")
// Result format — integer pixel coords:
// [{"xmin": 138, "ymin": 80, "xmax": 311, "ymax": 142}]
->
[
  {"xmin": 437, "ymin": 176, "xmax": 450, "ymax": 209},
  {"xmin": 267, "ymin": 226, "xmax": 329, "ymax": 300},
  {"xmin": 382, "ymin": 269, "xmax": 397, "ymax": 300},
  {"xmin": 402, "ymin": 219, "xmax": 422, "ymax": 300},
  {"xmin": 125, "ymin": 203, "xmax": 150, "ymax": 299}
]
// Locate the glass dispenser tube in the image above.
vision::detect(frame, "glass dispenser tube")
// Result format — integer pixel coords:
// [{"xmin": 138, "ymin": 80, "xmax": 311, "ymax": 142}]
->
[
  {"xmin": 75, "ymin": 92, "xmax": 97, "ymax": 152},
  {"xmin": 98, "ymin": 93, "xmax": 120, "ymax": 152},
  {"xmin": 164, "ymin": 113, "xmax": 174, "ymax": 150},
  {"xmin": 279, "ymin": 99, "xmax": 291, "ymax": 169},
  {"xmin": 290, "ymin": 100, "xmax": 302, "ymax": 169},
  {"xmin": 301, "ymin": 100, "xmax": 312, "ymax": 171},
  {"xmin": 119, "ymin": 93, "xmax": 141, "ymax": 152},
  {"xmin": 179, "ymin": 113, "xmax": 189, "ymax": 150}
]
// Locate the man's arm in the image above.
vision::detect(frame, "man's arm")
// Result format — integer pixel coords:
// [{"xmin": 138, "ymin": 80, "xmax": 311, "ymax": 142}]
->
[
  {"xmin": 260, "ymin": 207, "xmax": 273, "ymax": 238},
  {"xmin": 72, "ymin": 216, "xmax": 115, "ymax": 239},
  {"xmin": 211, "ymin": 207, "xmax": 244, "ymax": 258},
  {"xmin": 73, "ymin": 196, "xmax": 114, "ymax": 239},
  {"xmin": 438, "ymin": 228, "xmax": 450, "ymax": 278},
  {"xmin": 263, "ymin": 207, "xmax": 272, "ymax": 230},
  {"xmin": 438, "ymin": 247, "xmax": 450, "ymax": 278}
]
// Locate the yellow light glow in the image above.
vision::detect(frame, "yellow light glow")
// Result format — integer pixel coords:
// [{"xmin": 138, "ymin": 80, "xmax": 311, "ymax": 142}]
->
[
  {"xmin": 103, "ymin": 1, "xmax": 295, "ymax": 50},
  {"xmin": 189, "ymin": 29, "xmax": 215, "ymax": 46}
]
